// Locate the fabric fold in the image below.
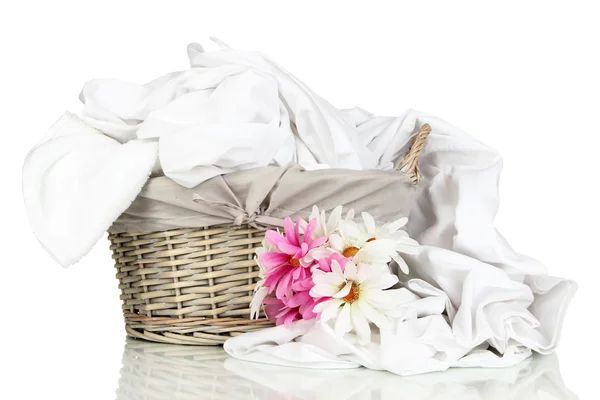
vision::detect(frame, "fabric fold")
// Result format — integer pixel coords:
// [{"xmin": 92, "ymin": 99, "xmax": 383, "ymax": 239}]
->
[{"xmin": 109, "ymin": 165, "xmax": 415, "ymax": 232}]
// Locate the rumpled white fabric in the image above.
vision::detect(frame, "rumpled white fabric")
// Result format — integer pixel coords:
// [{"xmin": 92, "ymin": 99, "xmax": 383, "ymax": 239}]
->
[
  {"xmin": 22, "ymin": 113, "xmax": 158, "ymax": 266},
  {"xmin": 23, "ymin": 39, "xmax": 576, "ymax": 374}
]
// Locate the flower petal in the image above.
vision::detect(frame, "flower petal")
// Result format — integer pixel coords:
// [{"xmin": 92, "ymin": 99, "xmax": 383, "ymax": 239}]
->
[
  {"xmin": 344, "ymin": 261, "xmax": 358, "ymax": 281},
  {"xmin": 392, "ymin": 254, "xmax": 410, "ymax": 274},
  {"xmin": 361, "ymin": 212, "xmax": 377, "ymax": 235},
  {"xmin": 387, "ymin": 217, "xmax": 408, "ymax": 232},
  {"xmin": 330, "ymin": 259, "xmax": 344, "ymax": 277},
  {"xmin": 327, "ymin": 206, "xmax": 343, "ymax": 233},
  {"xmin": 334, "ymin": 304, "xmax": 353, "ymax": 336},
  {"xmin": 277, "ymin": 241, "xmax": 301, "ymax": 255},
  {"xmin": 260, "ymin": 252, "xmax": 290, "ymax": 269},
  {"xmin": 339, "ymin": 220, "xmax": 363, "ymax": 246},
  {"xmin": 396, "ymin": 242, "xmax": 420, "ymax": 255},
  {"xmin": 308, "ymin": 236, "xmax": 328, "ymax": 249},
  {"xmin": 310, "ymin": 283, "xmax": 344, "ymax": 298},
  {"xmin": 333, "ymin": 281, "xmax": 352, "ymax": 298},
  {"xmin": 265, "ymin": 230, "xmax": 286, "ymax": 247},
  {"xmin": 315, "ymin": 298, "xmax": 343, "ymax": 321},
  {"xmin": 359, "ymin": 299, "xmax": 390, "ymax": 330},
  {"xmin": 304, "ymin": 218, "xmax": 317, "ymax": 243},
  {"xmin": 328, "ymin": 234, "xmax": 344, "ymax": 252},
  {"xmin": 313, "ymin": 272, "xmax": 345, "ymax": 286},
  {"xmin": 361, "ymin": 271, "xmax": 398, "ymax": 291},
  {"xmin": 250, "ymin": 286, "xmax": 268, "ymax": 319},
  {"xmin": 351, "ymin": 303, "xmax": 371, "ymax": 343},
  {"xmin": 345, "ymin": 209, "xmax": 355, "ymax": 221},
  {"xmin": 283, "ymin": 217, "xmax": 298, "ymax": 246}
]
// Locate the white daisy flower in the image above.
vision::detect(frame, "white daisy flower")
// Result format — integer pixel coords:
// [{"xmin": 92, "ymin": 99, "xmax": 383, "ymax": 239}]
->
[
  {"xmin": 310, "ymin": 259, "xmax": 406, "ymax": 343},
  {"xmin": 308, "ymin": 206, "xmax": 358, "ymax": 260},
  {"xmin": 331, "ymin": 212, "xmax": 419, "ymax": 274}
]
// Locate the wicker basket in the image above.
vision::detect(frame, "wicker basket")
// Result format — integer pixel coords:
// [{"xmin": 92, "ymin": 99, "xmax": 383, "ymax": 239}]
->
[{"xmin": 109, "ymin": 124, "xmax": 431, "ymax": 345}]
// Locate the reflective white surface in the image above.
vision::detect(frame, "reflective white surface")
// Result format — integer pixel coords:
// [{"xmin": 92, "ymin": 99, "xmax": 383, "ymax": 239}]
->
[{"xmin": 116, "ymin": 339, "xmax": 577, "ymax": 400}]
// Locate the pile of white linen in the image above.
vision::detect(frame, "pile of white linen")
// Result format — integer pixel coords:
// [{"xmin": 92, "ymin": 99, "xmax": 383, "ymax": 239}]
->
[{"xmin": 22, "ymin": 39, "xmax": 576, "ymax": 375}]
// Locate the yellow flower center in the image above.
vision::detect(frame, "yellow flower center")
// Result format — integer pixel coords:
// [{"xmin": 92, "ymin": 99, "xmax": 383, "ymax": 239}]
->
[
  {"xmin": 343, "ymin": 282, "xmax": 361, "ymax": 304},
  {"xmin": 290, "ymin": 257, "xmax": 301, "ymax": 267},
  {"xmin": 342, "ymin": 246, "xmax": 360, "ymax": 258}
]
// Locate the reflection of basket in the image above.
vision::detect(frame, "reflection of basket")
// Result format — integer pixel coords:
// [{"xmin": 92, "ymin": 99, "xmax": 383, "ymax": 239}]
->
[
  {"xmin": 109, "ymin": 125, "xmax": 432, "ymax": 345},
  {"xmin": 116, "ymin": 339, "xmax": 272, "ymax": 400},
  {"xmin": 116, "ymin": 339, "xmax": 577, "ymax": 400}
]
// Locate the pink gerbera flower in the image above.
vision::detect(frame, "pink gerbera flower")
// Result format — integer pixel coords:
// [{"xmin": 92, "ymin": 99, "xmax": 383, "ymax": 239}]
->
[{"xmin": 260, "ymin": 217, "xmax": 327, "ymax": 299}]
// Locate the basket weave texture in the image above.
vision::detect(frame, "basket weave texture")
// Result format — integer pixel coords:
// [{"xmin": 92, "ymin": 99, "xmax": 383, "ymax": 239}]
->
[
  {"xmin": 109, "ymin": 124, "xmax": 432, "ymax": 346},
  {"xmin": 109, "ymin": 224, "xmax": 272, "ymax": 345}
]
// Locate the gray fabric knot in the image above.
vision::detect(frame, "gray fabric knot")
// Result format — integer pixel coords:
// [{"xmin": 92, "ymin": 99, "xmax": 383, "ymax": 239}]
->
[{"xmin": 193, "ymin": 194, "xmax": 284, "ymax": 229}]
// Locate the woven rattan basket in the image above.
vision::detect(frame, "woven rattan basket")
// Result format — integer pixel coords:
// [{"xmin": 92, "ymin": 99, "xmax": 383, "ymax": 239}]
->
[{"xmin": 109, "ymin": 124, "xmax": 431, "ymax": 345}]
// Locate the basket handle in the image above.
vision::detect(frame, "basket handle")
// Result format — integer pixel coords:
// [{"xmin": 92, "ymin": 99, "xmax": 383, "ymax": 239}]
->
[{"xmin": 396, "ymin": 123, "xmax": 432, "ymax": 184}]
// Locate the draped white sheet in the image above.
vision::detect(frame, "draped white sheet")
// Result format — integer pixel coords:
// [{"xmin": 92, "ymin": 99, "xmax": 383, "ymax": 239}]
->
[{"xmin": 23, "ymin": 39, "xmax": 576, "ymax": 374}]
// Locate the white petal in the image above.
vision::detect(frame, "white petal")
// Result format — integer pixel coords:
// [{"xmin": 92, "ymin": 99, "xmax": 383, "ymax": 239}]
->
[
  {"xmin": 339, "ymin": 220, "xmax": 363, "ymax": 245},
  {"xmin": 360, "ymin": 272, "xmax": 396, "ymax": 291},
  {"xmin": 250, "ymin": 287, "xmax": 268, "ymax": 320},
  {"xmin": 312, "ymin": 272, "xmax": 345, "ymax": 286},
  {"xmin": 387, "ymin": 217, "xmax": 408, "ymax": 232},
  {"xmin": 351, "ymin": 303, "xmax": 371, "ymax": 343},
  {"xmin": 327, "ymin": 206, "xmax": 343, "ymax": 233},
  {"xmin": 365, "ymin": 288, "xmax": 413, "ymax": 309},
  {"xmin": 356, "ymin": 263, "xmax": 370, "ymax": 284},
  {"xmin": 371, "ymin": 273, "xmax": 399, "ymax": 290},
  {"xmin": 333, "ymin": 281, "xmax": 352, "ymax": 298},
  {"xmin": 328, "ymin": 234, "xmax": 344, "ymax": 252},
  {"xmin": 311, "ymin": 283, "xmax": 344, "ymax": 297},
  {"xmin": 334, "ymin": 304, "xmax": 353, "ymax": 336},
  {"xmin": 344, "ymin": 261, "xmax": 358, "ymax": 281},
  {"xmin": 359, "ymin": 300, "xmax": 390, "ymax": 330},
  {"xmin": 345, "ymin": 209, "xmax": 355, "ymax": 221},
  {"xmin": 310, "ymin": 247, "xmax": 334, "ymax": 260},
  {"xmin": 355, "ymin": 247, "xmax": 392, "ymax": 264},
  {"xmin": 361, "ymin": 212, "xmax": 377, "ymax": 235},
  {"xmin": 392, "ymin": 254, "xmax": 410, "ymax": 274},
  {"xmin": 330, "ymin": 259, "xmax": 344, "ymax": 276},
  {"xmin": 397, "ymin": 242, "xmax": 420, "ymax": 255},
  {"xmin": 315, "ymin": 298, "xmax": 343, "ymax": 321},
  {"xmin": 309, "ymin": 205, "xmax": 319, "ymax": 222}
]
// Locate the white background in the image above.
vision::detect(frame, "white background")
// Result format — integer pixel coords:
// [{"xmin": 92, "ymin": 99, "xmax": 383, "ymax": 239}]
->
[{"xmin": 1, "ymin": 1, "xmax": 598, "ymax": 398}]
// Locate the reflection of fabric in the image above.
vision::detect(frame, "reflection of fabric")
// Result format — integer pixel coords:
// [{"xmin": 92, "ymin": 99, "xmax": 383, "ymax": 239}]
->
[
  {"xmin": 222, "ymin": 353, "xmax": 578, "ymax": 400},
  {"xmin": 116, "ymin": 338, "xmax": 577, "ymax": 400},
  {"xmin": 109, "ymin": 165, "xmax": 415, "ymax": 232}
]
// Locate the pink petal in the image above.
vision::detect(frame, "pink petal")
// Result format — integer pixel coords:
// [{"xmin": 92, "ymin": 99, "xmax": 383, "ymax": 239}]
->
[
  {"xmin": 300, "ymin": 242, "xmax": 309, "ymax": 256},
  {"xmin": 294, "ymin": 217, "xmax": 302, "ymax": 245},
  {"xmin": 308, "ymin": 236, "xmax": 328, "ymax": 249},
  {"xmin": 284, "ymin": 217, "xmax": 299, "ymax": 246},
  {"xmin": 260, "ymin": 252, "xmax": 291, "ymax": 268},
  {"xmin": 304, "ymin": 218, "xmax": 317, "ymax": 243},
  {"xmin": 277, "ymin": 241, "xmax": 301, "ymax": 255},
  {"xmin": 265, "ymin": 230, "xmax": 286, "ymax": 247},
  {"xmin": 275, "ymin": 271, "xmax": 294, "ymax": 299},
  {"xmin": 286, "ymin": 291, "xmax": 311, "ymax": 308},
  {"xmin": 283, "ymin": 310, "xmax": 298, "ymax": 328},
  {"xmin": 264, "ymin": 265, "xmax": 287, "ymax": 292}
]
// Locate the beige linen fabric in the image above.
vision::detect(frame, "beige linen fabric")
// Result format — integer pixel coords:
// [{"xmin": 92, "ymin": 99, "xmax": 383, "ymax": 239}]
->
[{"xmin": 110, "ymin": 164, "xmax": 415, "ymax": 232}]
